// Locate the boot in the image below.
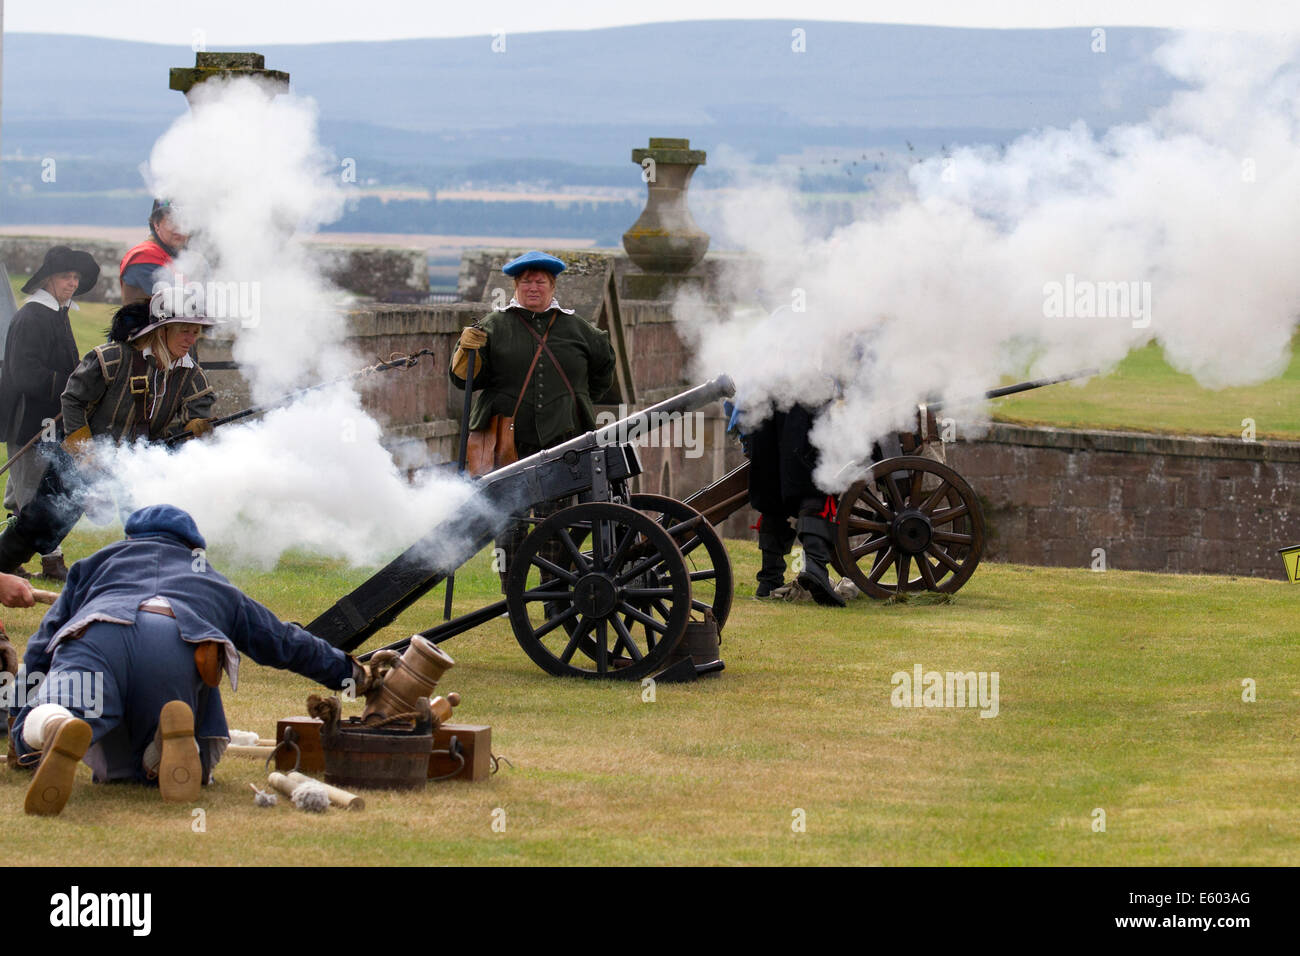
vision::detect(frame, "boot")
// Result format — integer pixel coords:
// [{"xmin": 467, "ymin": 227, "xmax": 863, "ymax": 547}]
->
[
  {"xmin": 795, "ymin": 516, "xmax": 847, "ymax": 608},
  {"xmin": 39, "ymin": 553, "xmax": 68, "ymax": 583},
  {"xmin": 9, "ymin": 565, "xmax": 32, "ymax": 581},
  {"xmin": 155, "ymin": 700, "xmax": 202, "ymax": 803},
  {"xmin": 24, "ymin": 713, "xmax": 92, "ymax": 816},
  {"xmin": 0, "ymin": 523, "xmax": 37, "ymax": 576},
  {"xmin": 755, "ymin": 517, "xmax": 796, "ymax": 598}
]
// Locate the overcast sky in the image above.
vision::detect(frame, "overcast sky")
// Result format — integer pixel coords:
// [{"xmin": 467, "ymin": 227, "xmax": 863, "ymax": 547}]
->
[{"xmin": 7, "ymin": 0, "xmax": 1298, "ymax": 45}]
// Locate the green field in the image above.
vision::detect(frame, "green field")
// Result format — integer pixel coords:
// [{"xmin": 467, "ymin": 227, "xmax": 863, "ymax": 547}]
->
[
  {"xmin": 3, "ymin": 275, "xmax": 1296, "ymax": 864},
  {"xmin": 984, "ymin": 337, "xmax": 1300, "ymax": 441},
  {"xmin": 1, "ymin": 529, "xmax": 1295, "ymax": 866}
]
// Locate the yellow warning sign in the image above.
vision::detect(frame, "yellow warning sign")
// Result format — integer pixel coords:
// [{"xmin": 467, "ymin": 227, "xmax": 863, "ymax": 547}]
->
[{"xmin": 1279, "ymin": 545, "xmax": 1300, "ymax": 582}]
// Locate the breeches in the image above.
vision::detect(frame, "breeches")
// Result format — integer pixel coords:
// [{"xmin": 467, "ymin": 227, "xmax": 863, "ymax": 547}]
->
[{"xmin": 11, "ymin": 614, "xmax": 228, "ymax": 783}]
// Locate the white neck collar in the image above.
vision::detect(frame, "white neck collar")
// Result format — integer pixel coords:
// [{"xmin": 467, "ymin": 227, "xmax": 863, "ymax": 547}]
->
[
  {"xmin": 508, "ymin": 296, "xmax": 574, "ymax": 315},
  {"xmin": 28, "ymin": 289, "xmax": 79, "ymax": 311},
  {"xmin": 141, "ymin": 346, "xmax": 195, "ymax": 369}
]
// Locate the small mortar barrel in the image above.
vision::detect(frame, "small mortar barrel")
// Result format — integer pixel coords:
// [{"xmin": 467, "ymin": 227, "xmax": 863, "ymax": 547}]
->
[{"xmin": 363, "ymin": 636, "xmax": 455, "ymax": 721}]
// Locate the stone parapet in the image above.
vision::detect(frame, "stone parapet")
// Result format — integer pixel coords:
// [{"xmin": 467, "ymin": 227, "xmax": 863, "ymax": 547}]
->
[{"xmin": 945, "ymin": 424, "xmax": 1298, "ymax": 579}]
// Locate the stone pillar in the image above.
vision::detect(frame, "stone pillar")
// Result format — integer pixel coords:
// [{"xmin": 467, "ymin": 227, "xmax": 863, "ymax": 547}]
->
[
  {"xmin": 169, "ymin": 51, "xmax": 290, "ymax": 99},
  {"xmin": 622, "ymin": 138, "xmax": 710, "ymax": 299}
]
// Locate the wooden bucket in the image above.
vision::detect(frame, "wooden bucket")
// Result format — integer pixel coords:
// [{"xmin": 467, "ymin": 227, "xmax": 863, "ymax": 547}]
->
[{"xmin": 321, "ymin": 701, "xmax": 433, "ymax": 791}]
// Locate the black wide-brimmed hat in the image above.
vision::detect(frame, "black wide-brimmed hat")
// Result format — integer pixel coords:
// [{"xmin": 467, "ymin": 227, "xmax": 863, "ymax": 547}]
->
[{"xmin": 22, "ymin": 245, "xmax": 101, "ymax": 296}]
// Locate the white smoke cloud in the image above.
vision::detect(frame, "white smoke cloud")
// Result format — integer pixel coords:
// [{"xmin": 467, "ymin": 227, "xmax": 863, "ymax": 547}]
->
[
  {"xmin": 147, "ymin": 76, "xmax": 355, "ymax": 401},
  {"xmin": 87, "ymin": 76, "xmax": 489, "ymax": 568},
  {"xmin": 679, "ymin": 32, "xmax": 1300, "ymax": 490},
  {"xmin": 100, "ymin": 388, "xmax": 480, "ymax": 568}
]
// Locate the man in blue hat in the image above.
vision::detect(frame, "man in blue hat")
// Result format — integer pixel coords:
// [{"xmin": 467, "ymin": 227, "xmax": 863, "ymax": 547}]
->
[
  {"xmin": 450, "ymin": 250, "xmax": 616, "ymax": 584},
  {"xmin": 451, "ymin": 250, "xmax": 614, "ymax": 457},
  {"xmin": 8, "ymin": 504, "xmax": 371, "ymax": 816}
]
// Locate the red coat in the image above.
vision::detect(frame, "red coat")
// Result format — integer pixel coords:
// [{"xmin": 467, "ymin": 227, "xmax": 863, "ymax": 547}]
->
[
  {"xmin": 119, "ymin": 239, "xmax": 172, "ymax": 303},
  {"xmin": 119, "ymin": 238, "xmax": 171, "ymax": 275}
]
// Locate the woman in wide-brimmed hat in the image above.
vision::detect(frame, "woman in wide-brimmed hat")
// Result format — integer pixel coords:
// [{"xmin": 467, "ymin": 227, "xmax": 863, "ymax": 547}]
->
[
  {"xmin": 0, "ymin": 246, "xmax": 101, "ymax": 581},
  {"xmin": 0, "ymin": 299, "xmax": 217, "ymax": 580}
]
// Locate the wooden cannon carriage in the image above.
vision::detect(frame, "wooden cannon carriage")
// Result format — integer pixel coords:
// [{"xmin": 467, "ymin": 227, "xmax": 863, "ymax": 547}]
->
[{"xmin": 306, "ymin": 371, "xmax": 1090, "ymax": 680}]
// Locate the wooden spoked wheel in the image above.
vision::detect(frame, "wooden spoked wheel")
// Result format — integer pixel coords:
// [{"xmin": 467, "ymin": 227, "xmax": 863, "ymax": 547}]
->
[
  {"xmin": 834, "ymin": 456, "xmax": 985, "ymax": 599},
  {"xmin": 506, "ymin": 502, "xmax": 691, "ymax": 679},
  {"xmin": 627, "ymin": 494, "xmax": 733, "ymax": 631}
]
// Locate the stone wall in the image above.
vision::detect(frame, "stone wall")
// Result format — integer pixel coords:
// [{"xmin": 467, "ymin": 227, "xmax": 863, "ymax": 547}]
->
[
  {"xmin": 0, "ymin": 236, "xmax": 427, "ymax": 303},
  {"xmin": 945, "ymin": 424, "xmax": 1299, "ymax": 580}
]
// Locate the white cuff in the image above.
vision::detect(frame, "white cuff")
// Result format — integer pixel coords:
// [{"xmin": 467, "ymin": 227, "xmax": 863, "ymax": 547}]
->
[{"xmin": 23, "ymin": 702, "xmax": 74, "ymax": 749}]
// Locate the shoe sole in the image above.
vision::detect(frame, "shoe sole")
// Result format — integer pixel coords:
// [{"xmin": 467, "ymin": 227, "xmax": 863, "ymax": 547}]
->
[
  {"xmin": 797, "ymin": 572, "xmax": 848, "ymax": 608},
  {"xmin": 24, "ymin": 718, "xmax": 92, "ymax": 816},
  {"xmin": 158, "ymin": 701, "xmax": 202, "ymax": 803}
]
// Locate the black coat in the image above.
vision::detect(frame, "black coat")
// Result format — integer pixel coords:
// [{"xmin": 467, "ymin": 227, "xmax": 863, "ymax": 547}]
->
[
  {"xmin": 747, "ymin": 403, "xmax": 824, "ymax": 517},
  {"xmin": 0, "ymin": 300, "xmax": 80, "ymax": 444}
]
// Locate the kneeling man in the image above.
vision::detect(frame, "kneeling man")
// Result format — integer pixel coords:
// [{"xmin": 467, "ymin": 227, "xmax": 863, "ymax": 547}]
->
[{"xmin": 9, "ymin": 504, "xmax": 368, "ymax": 815}]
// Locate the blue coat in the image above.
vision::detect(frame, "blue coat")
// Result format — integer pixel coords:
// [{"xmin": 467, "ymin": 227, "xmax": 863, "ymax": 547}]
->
[{"xmin": 23, "ymin": 513, "xmax": 353, "ymax": 694}]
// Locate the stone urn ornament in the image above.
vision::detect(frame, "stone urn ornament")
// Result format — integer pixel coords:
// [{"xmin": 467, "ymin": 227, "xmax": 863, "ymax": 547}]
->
[{"xmin": 622, "ymin": 138, "xmax": 710, "ymax": 274}]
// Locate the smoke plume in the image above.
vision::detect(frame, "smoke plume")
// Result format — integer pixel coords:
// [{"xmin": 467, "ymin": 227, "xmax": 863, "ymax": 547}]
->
[
  {"xmin": 93, "ymin": 77, "xmax": 485, "ymax": 567},
  {"xmin": 678, "ymin": 32, "xmax": 1300, "ymax": 490}
]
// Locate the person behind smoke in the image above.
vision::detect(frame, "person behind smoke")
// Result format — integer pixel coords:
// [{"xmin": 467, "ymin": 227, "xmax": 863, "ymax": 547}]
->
[
  {"xmin": 0, "ymin": 246, "xmax": 101, "ymax": 582},
  {"xmin": 735, "ymin": 400, "xmax": 847, "ymax": 607},
  {"xmin": 119, "ymin": 199, "xmax": 188, "ymax": 307},
  {"xmin": 9, "ymin": 504, "xmax": 378, "ymax": 816},
  {"xmin": 449, "ymin": 250, "xmax": 616, "ymax": 585},
  {"xmin": 0, "ymin": 301, "xmax": 217, "ymax": 577}
]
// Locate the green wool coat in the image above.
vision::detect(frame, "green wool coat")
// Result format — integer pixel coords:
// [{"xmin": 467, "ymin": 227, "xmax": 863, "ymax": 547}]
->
[{"xmin": 450, "ymin": 307, "xmax": 616, "ymax": 450}]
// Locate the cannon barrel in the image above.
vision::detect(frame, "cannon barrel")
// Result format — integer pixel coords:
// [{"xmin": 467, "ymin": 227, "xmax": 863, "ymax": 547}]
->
[
  {"xmin": 480, "ymin": 374, "xmax": 735, "ymax": 487},
  {"xmin": 306, "ymin": 375, "xmax": 734, "ymax": 650},
  {"xmin": 927, "ymin": 368, "xmax": 1098, "ymax": 412}
]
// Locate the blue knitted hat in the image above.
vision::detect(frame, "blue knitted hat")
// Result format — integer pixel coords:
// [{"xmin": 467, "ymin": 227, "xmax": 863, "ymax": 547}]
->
[
  {"xmin": 124, "ymin": 504, "xmax": 207, "ymax": 550},
  {"xmin": 502, "ymin": 251, "xmax": 567, "ymax": 277}
]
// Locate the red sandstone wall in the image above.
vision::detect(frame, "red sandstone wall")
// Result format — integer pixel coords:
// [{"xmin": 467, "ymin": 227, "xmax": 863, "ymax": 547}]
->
[{"xmin": 946, "ymin": 426, "xmax": 1300, "ymax": 579}]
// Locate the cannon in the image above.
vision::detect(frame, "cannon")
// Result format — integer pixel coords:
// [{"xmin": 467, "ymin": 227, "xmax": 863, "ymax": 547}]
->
[
  {"xmin": 307, "ymin": 375, "xmax": 738, "ymax": 681},
  {"xmin": 307, "ymin": 368, "xmax": 1093, "ymax": 679},
  {"xmin": 681, "ymin": 369, "xmax": 1097, "ymax": 600}
]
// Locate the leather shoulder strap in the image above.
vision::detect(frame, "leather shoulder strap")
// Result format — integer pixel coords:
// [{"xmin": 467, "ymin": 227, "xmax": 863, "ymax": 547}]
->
[
  {"xmin": 510, "ymin": 313, "xmax": 557, "ymax": 419},
  {"xmin": 95, "ymin": 343, "xmax": 124, "ymax": 385},
  {"xmin": 514, "ymin": 312, "xmax": 577, "ymax": 406}
]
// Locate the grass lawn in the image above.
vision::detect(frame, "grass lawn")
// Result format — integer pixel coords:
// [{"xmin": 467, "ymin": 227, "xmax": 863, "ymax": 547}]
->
[
  {"xmin": 989, "ymin": 337, "xmax": 1300, "ymax": 441},
  {"xmin": 0, "ymin": 528, "xmax": 1294, "ymax": 866}
]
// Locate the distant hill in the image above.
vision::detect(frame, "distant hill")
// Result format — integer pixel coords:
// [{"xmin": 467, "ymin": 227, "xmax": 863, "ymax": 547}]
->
[
  {"xmin": 4, "ymin": 22, "xmax": 1180, "ymax": 162},
  {"xmin": 0, "ymin": 21, "xmax": 1183, "ymax": 237}
]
